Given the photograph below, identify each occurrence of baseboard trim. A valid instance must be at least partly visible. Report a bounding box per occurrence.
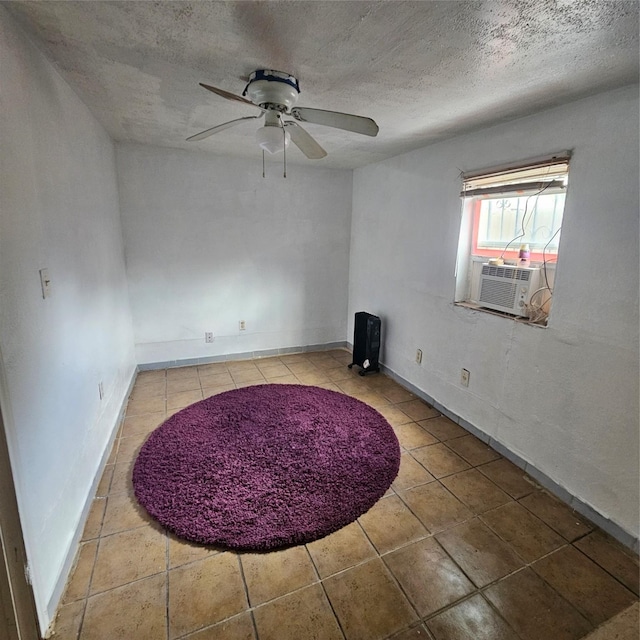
[376,359,639,553]
[45,367,138,636]
[137,341,349,371]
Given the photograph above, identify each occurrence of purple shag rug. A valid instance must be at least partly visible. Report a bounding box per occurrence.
[132,384,400,551]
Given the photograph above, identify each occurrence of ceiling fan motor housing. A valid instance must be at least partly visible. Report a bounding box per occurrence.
[243,70,300,112]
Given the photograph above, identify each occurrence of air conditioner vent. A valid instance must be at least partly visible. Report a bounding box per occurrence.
[481,265,531,281]
[475,264,541,317]
[479,279,518,308]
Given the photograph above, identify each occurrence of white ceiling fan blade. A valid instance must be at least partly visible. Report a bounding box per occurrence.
[199,82,258,107]
[187,114,264,142]
[290,107,379,137]
[284,122,327,159]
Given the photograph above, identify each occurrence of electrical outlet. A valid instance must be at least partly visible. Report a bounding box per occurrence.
[98,381,104,400]
[239,320,246,331]
[416,349,423,364]
[205,332,214,343]
[461,368,470,387]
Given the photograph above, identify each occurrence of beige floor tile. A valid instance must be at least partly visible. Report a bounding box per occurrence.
[396,399,439,421]
[258,363,292,378]
[532,546,637,626]
[253,583,343,640]
[323,558,418,640]
[315,381,341,392]
[81,498,106,541]
[441,469,512,514]
[387,625,430,640]
[519,491,594,541]
[116,431,150,464]
[169,553,247,639]
[135,369,166,385]
[52,599,85,640]
[435,518,524,588]
[166,366,200,381]
[95,465,114,497]
[379,385,416,404]
[325,367,354,382]
[306,521,377,578]
[90,526,166,594]
[393,422,439,450]
[168,533,220,569]
[199,370,234,386]
[484,568,592,640]
[166,375,201,394]
[263,375,298,385]
[385,537,475,617]
[181,612,256,639]
[105,439,119,465]
[411,443,471,478]
[480,501,565,562]
[81,573,167,640]
[126,394,166,417]
[582,602,639,640]
[197,362,229,375]
[286,361,320,375]
[109,461,134,494]
[377,404,415,427]
[399,482,472,533]
[230,369,266,384]
[445,434,500,466]
[130,380,166,400]
[202,383,236,397]
[351,391,390,408]
[121,412,166,438]
[241,546,317,606]
[477,458,536,499]
[358,495,428,554]
[574,531,640,596]
[392,453,436,491]
[294,370,331,385]
[101,491,155,536]
[418,416,468,441]
[166,389,204,411]
[427,593,520,640]
[63,541,98,603]
[227,361,261,372]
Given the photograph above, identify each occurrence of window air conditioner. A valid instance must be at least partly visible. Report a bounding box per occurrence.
[476,264,541,317]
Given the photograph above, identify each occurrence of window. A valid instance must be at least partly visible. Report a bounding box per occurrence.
[455,154,570,325]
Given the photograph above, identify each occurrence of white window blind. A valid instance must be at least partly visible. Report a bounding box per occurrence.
[461,154,570,198]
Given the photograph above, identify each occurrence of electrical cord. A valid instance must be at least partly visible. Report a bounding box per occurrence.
[499,176,554,259]
[541,226,562,292]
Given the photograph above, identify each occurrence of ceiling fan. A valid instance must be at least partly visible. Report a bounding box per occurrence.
[187,69,379,161]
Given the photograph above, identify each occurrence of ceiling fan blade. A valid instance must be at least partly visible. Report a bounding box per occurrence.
[199,82,257,107]
[290,107,379,137]
[186,114,264,142]
[284,122,327,159]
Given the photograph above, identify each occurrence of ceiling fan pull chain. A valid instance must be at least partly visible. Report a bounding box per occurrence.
[262,149,265,178]
[283,125,287,178]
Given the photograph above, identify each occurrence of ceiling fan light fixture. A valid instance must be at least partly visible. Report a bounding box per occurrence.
[256,125,290,154]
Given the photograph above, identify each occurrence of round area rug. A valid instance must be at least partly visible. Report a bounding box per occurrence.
[132,384,400,551]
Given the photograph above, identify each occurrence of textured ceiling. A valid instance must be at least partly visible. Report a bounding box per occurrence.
[5,1,639,169]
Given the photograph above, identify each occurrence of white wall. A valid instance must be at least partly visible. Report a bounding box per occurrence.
[349,86,639,540]
[0,9,136,630]
[116,143,352,364]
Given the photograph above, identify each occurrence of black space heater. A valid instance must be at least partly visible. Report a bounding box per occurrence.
[348,312,381,376]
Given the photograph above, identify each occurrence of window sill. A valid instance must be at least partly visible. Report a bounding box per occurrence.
[454,301,549,328]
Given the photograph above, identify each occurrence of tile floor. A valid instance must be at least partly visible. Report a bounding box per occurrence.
[52,349,639,640]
